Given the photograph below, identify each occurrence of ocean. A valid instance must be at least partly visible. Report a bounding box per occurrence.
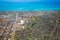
[0,0,60,11]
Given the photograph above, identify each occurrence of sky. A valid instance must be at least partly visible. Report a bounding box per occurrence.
[0,0,60,10]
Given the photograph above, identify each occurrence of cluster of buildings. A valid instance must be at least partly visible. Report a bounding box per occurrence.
[0,11,32,40]
[0,11,44,40]
[0,13,15,40]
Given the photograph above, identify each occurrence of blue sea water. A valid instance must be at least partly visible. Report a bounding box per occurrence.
[0,0,60,10]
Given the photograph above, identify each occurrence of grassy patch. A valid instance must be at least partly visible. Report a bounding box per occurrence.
[14,32,17,40]
[27,37,32,40]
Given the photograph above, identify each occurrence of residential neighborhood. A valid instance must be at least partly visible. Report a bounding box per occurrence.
[0,11,60,40]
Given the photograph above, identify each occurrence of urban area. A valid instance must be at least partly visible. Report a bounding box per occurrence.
[0,11,60,40]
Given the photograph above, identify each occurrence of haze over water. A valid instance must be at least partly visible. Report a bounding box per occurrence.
[0,0,60,10]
